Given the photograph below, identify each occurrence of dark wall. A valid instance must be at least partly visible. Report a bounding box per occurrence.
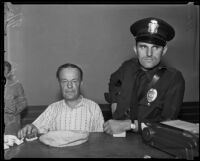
[7,4,199,105]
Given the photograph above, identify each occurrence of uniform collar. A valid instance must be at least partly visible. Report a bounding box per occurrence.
[136,60,166,81]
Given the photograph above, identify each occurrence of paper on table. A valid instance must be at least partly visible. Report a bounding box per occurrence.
[113,132,126,137]
[4,135,24,149]
[25,136,38,142]
[161,120,199,134]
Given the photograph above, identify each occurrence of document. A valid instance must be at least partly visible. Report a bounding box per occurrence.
[113,132,126,137]
[161,120,199,134]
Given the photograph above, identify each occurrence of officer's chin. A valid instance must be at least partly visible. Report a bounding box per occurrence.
[141,65,154,71]
[141,62,159,71]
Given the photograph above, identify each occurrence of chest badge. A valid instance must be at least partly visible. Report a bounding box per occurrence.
[147,88,157,106]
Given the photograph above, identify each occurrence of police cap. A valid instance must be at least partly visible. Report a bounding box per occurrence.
[130,17,175,46]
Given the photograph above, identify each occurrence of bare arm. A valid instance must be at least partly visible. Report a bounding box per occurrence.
[17,124,38,139]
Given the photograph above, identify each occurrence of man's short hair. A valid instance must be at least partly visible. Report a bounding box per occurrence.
[4,61,12,73]
[56,63,83,81]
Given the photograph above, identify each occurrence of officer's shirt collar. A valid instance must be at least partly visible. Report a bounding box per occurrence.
[137,61,166,81]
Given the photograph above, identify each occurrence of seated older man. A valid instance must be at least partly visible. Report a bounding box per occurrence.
[18,63,104,139]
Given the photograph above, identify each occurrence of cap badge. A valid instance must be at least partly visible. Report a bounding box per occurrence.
[147,88,157,106]
[148,20,159,34]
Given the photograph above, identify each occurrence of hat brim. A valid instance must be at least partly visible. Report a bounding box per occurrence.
[136,35,166,46]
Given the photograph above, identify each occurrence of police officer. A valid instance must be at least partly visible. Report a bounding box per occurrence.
[103,17,185,135]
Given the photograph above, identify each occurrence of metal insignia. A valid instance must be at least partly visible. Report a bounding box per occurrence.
[147,88,157,103]
[148,20,159,34]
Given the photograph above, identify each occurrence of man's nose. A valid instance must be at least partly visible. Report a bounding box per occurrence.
[67,82,73,88]
[146,48,153,57]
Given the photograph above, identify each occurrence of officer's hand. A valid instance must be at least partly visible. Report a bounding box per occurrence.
[111,103,117,114]
[103,119,131,135]
[17,124,38,139]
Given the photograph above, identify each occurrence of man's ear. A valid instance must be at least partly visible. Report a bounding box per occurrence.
[133,46,137,56]
[162,45,168,56]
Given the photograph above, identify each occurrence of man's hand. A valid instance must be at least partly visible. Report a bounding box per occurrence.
[103,119,131,135]
[17,124,38,139]
[111,103,117,114]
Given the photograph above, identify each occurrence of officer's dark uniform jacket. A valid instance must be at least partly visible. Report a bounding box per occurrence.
[109,58,185,124]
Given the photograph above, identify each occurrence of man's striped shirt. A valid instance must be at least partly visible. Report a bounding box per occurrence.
[33,97,104,133]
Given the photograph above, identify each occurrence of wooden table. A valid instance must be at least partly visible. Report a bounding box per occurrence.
[4,132,174,158]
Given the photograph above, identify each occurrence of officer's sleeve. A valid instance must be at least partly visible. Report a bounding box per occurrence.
[161,71,185,120]
[108,64,125,103]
